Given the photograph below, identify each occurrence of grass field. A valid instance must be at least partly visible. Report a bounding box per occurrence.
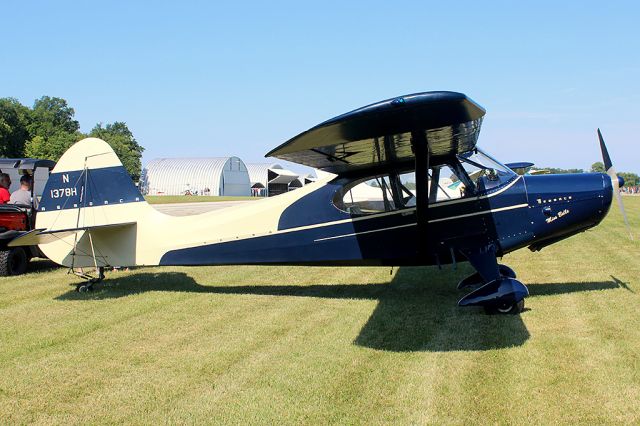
[1,199,639,424]
[144,195,256,204]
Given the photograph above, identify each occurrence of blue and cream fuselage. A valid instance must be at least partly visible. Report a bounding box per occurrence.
[33,139,613,270]
[158,172,613,267]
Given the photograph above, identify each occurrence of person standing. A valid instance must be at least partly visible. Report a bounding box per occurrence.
[0,173,11,204]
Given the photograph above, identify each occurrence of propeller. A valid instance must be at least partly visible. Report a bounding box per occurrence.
[598,128,633,239]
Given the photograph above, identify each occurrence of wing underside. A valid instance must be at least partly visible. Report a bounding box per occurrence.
[266,91,486,174]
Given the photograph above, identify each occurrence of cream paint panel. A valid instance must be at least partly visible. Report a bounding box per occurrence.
[53,138,122,172]
[37,174,335,267]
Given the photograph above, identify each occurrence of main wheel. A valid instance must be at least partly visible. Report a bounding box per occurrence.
[0,248,29,277]
[485,299,525,315]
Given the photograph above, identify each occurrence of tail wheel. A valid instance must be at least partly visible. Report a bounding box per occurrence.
[0,248,29,277]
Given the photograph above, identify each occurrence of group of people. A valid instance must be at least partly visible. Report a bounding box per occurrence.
[0,173,36,206]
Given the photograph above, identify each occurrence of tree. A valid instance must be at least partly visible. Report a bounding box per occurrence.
[23,96,84,161]
[542,167,585,174]
[0,98,31,157]
[28,96,79,139]
[24,133,81,161]
[618,172,639,186]
[591,162,606,173]
[89,122,144,180]
[1,96,146,173]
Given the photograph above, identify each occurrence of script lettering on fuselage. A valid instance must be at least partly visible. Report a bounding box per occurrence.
[545,208,570,224]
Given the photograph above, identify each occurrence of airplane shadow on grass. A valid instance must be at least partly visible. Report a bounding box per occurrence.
[55,266,628,352]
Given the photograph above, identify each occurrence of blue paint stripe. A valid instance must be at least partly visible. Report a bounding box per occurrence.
[160,213,420,265]
[39,166,143,212]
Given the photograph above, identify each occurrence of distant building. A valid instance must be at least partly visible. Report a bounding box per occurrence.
[289,177,303,190]
[141,157,250,196]
[300,173,317,185]
[246,163,301,197]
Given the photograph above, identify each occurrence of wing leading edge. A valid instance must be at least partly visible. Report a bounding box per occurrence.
[266,91,486,175]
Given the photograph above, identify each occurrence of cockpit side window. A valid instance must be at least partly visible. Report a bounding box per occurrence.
[457,149,516,194]
[334,148,516,216]
[427,164,471,203]
[337,172,415,215]
[336,167,470,216]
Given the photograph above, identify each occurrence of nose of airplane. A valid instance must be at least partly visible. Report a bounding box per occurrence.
[524,173,612,251]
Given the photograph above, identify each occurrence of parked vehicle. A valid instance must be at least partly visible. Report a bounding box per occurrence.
[0,158,56,276]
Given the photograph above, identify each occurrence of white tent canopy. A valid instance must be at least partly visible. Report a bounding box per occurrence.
[246,163,282,188]
[246,163,301,196]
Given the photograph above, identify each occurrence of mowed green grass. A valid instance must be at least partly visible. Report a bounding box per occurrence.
[145,195,256,204]
[1,199,639,424]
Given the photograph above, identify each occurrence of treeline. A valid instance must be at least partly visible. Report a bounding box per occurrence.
[544,163,639,186]
[0,96,144,180]
[541,167,586,174]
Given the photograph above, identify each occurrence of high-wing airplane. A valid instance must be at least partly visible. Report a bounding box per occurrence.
[9,91,629,314]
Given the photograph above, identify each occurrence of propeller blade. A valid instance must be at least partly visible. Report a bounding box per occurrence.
[598,128,613,171]
[614,188,633,239]
[598,128,633,239]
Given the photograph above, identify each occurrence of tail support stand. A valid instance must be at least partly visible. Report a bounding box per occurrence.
[69,229,106,292]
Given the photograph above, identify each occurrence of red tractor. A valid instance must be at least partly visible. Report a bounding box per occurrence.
[0,158,56,276]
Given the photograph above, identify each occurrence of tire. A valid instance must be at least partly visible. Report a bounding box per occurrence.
[485,299,525,315]
[0,248,29,277]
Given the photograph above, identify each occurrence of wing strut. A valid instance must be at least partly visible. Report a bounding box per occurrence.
[412,131,429,259]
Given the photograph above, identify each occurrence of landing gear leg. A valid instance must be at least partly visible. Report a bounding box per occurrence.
[72,267,105,292]
[457,264,517,289]
[457,245,528,314]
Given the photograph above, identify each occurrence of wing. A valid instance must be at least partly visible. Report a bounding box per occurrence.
[266,91,485,175]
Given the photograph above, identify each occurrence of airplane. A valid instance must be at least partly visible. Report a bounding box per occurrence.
[8,91,630,314]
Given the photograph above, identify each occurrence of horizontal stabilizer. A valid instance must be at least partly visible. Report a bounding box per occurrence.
[8,222,136,247]
[505,162,534,170]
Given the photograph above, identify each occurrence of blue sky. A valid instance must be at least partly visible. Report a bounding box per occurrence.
[2,1,639,174]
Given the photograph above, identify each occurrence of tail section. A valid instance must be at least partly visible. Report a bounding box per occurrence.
[39,137,144,213]
[33,138,151,268]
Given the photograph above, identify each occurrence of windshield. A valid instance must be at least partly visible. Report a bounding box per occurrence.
[457,148,516,193]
